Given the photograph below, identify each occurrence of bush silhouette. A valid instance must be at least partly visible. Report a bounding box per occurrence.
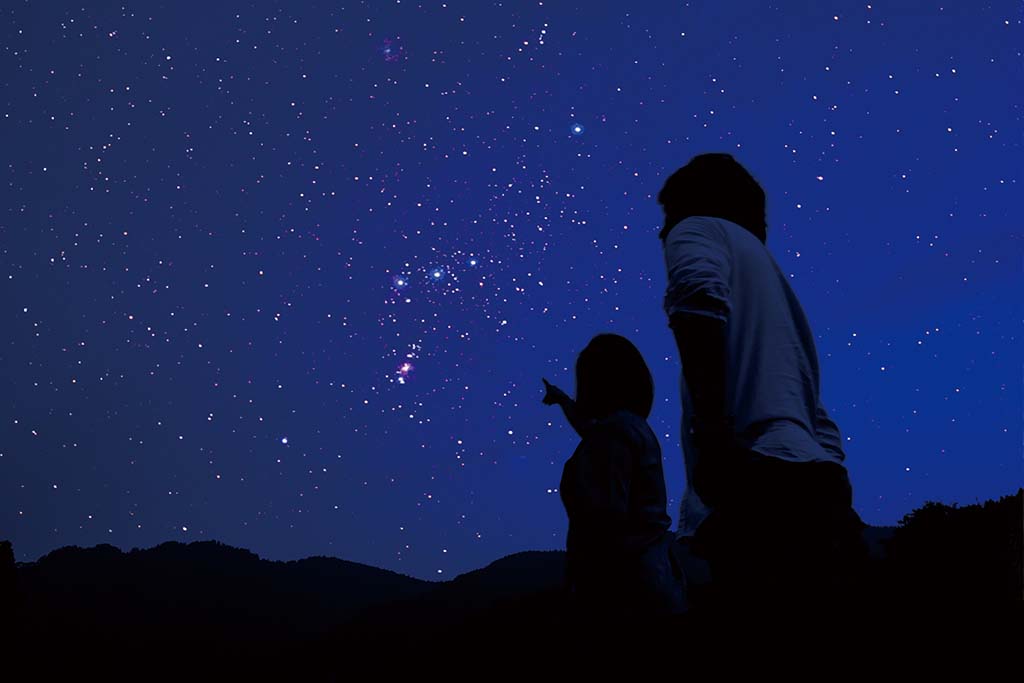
[882,489,1023,606]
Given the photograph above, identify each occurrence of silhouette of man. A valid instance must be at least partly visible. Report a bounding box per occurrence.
[658,153,866,619]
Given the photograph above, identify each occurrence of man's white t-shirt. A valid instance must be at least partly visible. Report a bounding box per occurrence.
[662,215,847,537]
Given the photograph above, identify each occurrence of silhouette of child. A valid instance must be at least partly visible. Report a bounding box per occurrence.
[542,334,687,620]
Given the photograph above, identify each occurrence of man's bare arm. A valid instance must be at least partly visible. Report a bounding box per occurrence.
[669,308,728,425]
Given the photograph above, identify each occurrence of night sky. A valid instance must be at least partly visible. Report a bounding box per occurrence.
[2,1,1021,581]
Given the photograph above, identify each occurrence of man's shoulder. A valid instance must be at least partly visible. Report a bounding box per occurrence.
[663,215,729,242]
[666,215,766,251]
[662,216,753,264]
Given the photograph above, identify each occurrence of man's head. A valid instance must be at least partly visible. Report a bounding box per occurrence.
[657,153,767,244]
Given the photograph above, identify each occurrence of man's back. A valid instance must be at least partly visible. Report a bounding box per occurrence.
[662,215,846,535]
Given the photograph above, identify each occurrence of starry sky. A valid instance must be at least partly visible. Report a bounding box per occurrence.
[2,1,1021,581]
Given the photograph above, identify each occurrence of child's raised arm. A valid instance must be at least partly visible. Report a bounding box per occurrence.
[542,378,590,438]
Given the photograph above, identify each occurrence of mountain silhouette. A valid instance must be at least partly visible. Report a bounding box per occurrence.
[12,539,432,645]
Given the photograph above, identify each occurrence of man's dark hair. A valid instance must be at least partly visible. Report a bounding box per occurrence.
[657,153,767,244]
[575,334,655,420]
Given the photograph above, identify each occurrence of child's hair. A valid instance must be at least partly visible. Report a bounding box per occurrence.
[575,334,655,420]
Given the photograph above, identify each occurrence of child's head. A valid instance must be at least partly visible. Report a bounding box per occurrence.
[575,334,654,420]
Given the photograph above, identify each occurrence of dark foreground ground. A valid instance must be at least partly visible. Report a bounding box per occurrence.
[2,490,1021,673]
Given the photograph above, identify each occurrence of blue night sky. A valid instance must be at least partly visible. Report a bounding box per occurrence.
[1,1,1020,580]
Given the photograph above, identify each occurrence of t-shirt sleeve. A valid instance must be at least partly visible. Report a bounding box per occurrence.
[662,216,732,323]
[814,397,846,461]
